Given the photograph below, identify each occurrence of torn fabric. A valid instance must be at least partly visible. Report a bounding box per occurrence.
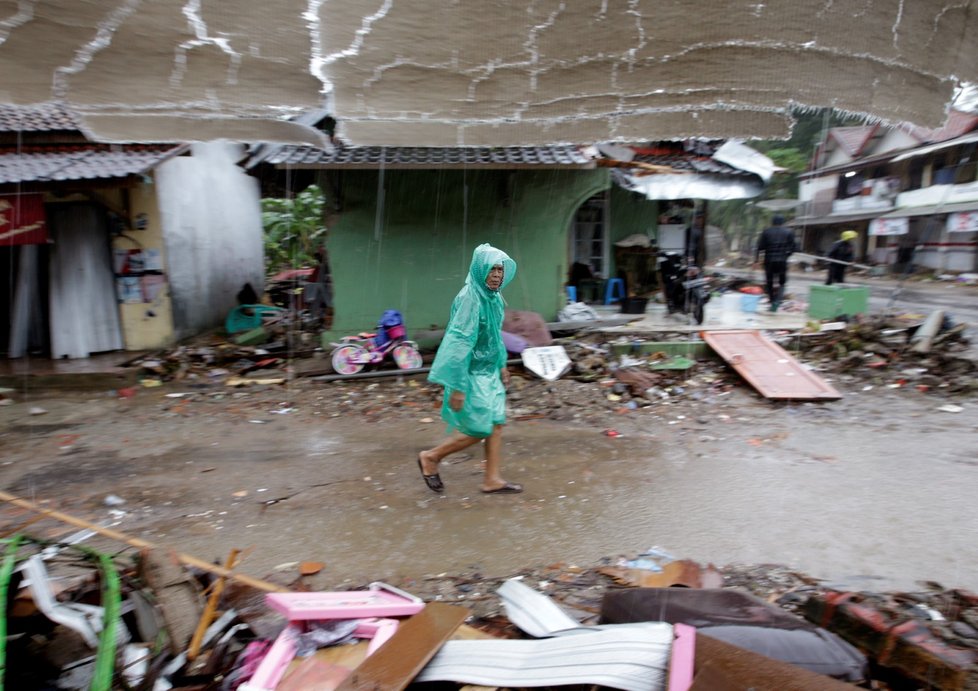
[0,1,973,145]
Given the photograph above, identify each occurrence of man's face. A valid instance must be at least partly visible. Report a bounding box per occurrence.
[485,264,504,291]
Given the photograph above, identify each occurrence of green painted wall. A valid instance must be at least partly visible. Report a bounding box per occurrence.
[324,168,609,340]
[609,185,660,246]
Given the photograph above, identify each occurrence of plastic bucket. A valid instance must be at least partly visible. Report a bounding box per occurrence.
[741,293,761,313]
[620,297,648,314]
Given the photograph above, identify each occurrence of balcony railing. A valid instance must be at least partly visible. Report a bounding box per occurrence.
[831,195,895,214]
[896,181,978,207]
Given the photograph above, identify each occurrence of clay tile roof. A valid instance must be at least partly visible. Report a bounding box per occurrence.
[266,144,593,168]
[909,108,978,144]
[0,145,185,184]
[630,152,751,176]
[0,102,82,132]
[828,125,880,157]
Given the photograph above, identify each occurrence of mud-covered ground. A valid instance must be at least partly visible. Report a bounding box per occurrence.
[1,357,975,597]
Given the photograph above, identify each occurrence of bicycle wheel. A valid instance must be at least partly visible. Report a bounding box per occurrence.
[393,343,423,370]
[331,344,366,375]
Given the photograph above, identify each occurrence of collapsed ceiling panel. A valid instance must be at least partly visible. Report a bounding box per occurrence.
[0,0,973,146]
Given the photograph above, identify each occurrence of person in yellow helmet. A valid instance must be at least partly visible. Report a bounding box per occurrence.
[826,230,858,285]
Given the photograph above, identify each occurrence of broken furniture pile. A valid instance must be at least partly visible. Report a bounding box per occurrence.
[4,516,978,690]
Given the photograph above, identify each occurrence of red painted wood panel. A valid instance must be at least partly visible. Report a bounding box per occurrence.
[703,330,842,400]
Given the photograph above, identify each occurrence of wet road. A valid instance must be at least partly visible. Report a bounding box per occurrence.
[2,378,975,594]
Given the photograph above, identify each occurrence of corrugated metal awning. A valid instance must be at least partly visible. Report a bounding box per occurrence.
[877,200,978,219]
[789,210,883,227]
[890,132,978,163]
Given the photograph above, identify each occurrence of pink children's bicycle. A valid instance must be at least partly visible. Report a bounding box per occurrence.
[330,310,423,375]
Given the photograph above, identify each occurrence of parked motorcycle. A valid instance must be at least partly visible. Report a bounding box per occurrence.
[658,251,712,325]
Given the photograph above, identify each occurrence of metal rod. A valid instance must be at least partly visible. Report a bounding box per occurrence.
[792,251,874,271]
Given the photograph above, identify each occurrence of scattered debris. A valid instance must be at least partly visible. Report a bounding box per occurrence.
[783,314,976,394]
[2,489,978,690]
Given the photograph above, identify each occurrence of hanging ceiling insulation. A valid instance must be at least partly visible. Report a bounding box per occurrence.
[0,0,974,146]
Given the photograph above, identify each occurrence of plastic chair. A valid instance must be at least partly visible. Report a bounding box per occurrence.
[604,278,626,305]
[566,286,577,303]
[225,304,284,335]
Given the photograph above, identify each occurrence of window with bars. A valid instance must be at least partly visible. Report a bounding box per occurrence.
[570,193,609,278]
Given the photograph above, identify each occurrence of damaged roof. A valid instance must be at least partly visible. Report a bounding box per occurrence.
[0,144,187,184]
[0,103,188,185]
[264,144,595,169]
[0,103,81,132]
[630,150,756,177]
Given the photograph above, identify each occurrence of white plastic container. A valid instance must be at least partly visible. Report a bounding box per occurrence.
[721,292,741,325]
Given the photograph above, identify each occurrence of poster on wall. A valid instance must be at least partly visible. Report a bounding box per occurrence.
[948,211,978,233]
[116,276,143,303]
[869,217,908,236]
[0,194,48,246]
[113,248,146,274]
[140,275,167,302]
[142,248,163,271]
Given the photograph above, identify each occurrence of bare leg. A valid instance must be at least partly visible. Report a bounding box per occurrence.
[419,432,481,475]
[480,425,512,492]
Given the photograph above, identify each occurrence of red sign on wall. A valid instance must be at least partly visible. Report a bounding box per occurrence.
[0,194,48,246]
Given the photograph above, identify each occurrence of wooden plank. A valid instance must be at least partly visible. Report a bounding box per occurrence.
[277,657,356,691]
[335,602,469,691]
[702,330,841,400]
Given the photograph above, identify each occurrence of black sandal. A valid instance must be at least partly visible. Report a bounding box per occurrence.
[417,456,444,493]
[481,482,523,494]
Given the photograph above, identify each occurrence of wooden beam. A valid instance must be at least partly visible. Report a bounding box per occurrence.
[0,490,287,593]
[336,602,468,691]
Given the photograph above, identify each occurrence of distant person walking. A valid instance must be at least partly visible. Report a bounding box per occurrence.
[417,243,523,495]
[754,215,797,312]
[825,230,857,285]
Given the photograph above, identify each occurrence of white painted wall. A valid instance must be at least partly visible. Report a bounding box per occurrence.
[155,142,264,340]
[872,128,920,155]
[799,175,838,203]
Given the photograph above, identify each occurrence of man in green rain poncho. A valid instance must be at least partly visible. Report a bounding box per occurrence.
[417,244,523,494]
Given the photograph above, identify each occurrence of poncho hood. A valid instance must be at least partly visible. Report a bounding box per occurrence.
[467,243,516,294]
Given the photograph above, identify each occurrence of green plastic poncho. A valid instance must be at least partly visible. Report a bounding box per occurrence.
[428,243,517,438]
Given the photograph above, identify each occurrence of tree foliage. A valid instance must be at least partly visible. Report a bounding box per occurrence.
[261,185,327,273]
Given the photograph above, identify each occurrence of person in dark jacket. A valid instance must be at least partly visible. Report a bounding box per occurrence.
[825,230,857,285]
[754,215,797,312]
